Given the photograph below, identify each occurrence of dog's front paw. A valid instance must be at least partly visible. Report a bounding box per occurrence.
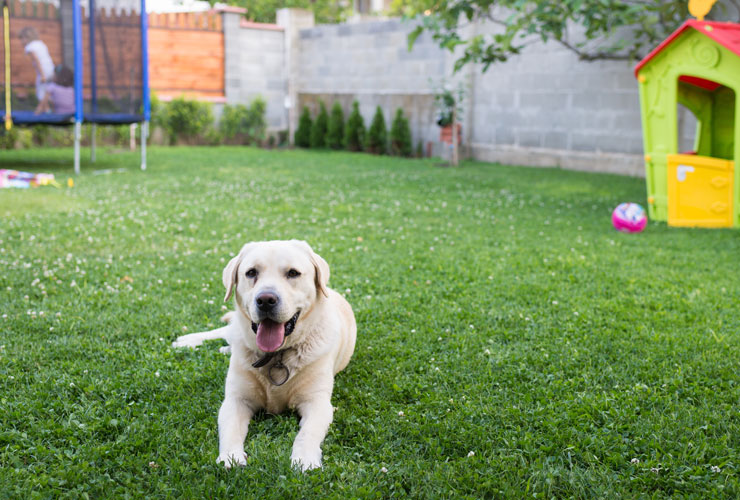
[172,334,202,349]
[291,450,322,472]
[217,451,247,469]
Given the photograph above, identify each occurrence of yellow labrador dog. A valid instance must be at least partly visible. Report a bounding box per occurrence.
[172,240,356,471]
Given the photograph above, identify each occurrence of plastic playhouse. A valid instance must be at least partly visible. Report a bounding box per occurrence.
[635,4,740,228]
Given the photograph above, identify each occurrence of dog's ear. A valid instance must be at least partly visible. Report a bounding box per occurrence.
[292,240,330,298]
[311,251,330,298]
[222,243,254,302]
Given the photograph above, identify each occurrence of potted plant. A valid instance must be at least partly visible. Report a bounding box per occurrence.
[433,81,465,166]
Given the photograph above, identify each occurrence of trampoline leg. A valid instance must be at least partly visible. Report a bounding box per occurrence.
[141,121,148,171]
[74,121,81,175]
[91,124,97,162]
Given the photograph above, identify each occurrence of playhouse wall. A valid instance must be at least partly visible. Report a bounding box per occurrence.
[637,28,740,227]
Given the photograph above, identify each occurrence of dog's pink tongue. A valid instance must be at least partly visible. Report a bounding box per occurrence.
[256,319,285,352]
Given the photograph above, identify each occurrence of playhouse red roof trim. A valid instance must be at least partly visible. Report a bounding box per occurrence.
[634,20,740,78]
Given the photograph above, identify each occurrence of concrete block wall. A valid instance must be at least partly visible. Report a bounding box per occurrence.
[294,18,448,150]
[468,21,645,175]
[234,24,287,130]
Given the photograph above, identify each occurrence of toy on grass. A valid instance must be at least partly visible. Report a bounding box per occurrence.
[612,203,648,233]
[0,169,61,189]
[635,0,740,228]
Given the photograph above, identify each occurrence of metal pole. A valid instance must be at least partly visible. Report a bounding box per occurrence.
[91,123,96,162]
[72,0,83,173]
[88,0,97,114]
[74,121,81,174]
[141,120,148,171]
[141,0,149,172]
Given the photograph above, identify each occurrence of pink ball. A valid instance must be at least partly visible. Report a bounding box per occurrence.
[612,203,647,233]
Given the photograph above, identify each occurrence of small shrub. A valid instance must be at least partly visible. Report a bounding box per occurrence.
[310,101,329,149]
[389,108,412,157]
[149,92,163,128]
[220,97,267,145]
[365,106,387,155]
[344,101,365,152]
[277,129,289,147]
[295,107,312,148]
[160,95,214,145]
[326,101,345,150]
[1,126,32,149]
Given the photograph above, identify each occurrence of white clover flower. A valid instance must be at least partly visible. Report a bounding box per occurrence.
[711,465,721,473]
[467,451,475,458]
[380,467,388,473]
[630,458,640,464]
[398,411,404,417]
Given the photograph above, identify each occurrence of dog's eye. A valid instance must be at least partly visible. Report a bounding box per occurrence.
[245,268,258,279]
[287,269,301,279]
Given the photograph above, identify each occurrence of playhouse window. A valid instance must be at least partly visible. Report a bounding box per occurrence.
[677,76,735,161]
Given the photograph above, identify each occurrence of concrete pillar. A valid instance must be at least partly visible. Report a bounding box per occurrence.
[277,8,314,145]
[220,6,247,105]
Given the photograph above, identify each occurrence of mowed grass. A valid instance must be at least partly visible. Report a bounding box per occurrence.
[1,146,739,499]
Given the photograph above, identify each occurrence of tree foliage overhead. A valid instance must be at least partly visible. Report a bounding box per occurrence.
[400,0,740,72]
[226,0,350,24]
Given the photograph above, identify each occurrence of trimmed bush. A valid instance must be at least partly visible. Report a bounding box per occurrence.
[295,107,312,148]
[310,101,329,149]
[389,108,412,157]
[344,101,365,152]
[326,101,345,150]
[365,106,387,155]
[220,97,268,145]
[160,95,214,145]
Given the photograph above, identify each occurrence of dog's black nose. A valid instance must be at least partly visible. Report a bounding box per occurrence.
[256,292,279,312]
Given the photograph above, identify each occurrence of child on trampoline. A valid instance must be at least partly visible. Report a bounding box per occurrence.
[19,27,55,101]
[35,65,74,115]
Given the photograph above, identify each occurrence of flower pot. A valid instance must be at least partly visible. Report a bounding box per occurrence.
[439,123,462,145]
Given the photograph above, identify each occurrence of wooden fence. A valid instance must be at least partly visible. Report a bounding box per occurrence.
[148,12,225,99]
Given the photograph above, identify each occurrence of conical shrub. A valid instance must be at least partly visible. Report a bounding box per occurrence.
[389,108,412,157]
[295,106,312,148]
[365,106,387,155]
[344,101,365,152]
[310,101,329,149]
[326,101,345,150]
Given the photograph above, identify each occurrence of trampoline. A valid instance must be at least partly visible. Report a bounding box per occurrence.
[1,0,150,173]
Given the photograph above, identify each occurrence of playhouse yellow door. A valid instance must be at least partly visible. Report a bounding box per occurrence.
[667,154,734,228]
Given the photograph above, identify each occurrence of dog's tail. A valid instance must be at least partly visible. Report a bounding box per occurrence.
[220,311,236,324]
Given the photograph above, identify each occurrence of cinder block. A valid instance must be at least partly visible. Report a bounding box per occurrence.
[517,130,543,148]
[543,131,568,150]
[495,126,516,144]
[600,91,640,112]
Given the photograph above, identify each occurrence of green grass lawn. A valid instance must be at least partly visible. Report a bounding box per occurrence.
[1,146,739,499]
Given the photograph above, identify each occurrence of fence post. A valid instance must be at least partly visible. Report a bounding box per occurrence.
[219,6,246,105]
[277,8,314,146]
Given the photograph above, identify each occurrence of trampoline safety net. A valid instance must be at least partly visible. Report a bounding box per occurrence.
[1,0,146,126]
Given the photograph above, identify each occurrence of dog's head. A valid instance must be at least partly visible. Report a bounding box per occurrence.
[222,240,330,352]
